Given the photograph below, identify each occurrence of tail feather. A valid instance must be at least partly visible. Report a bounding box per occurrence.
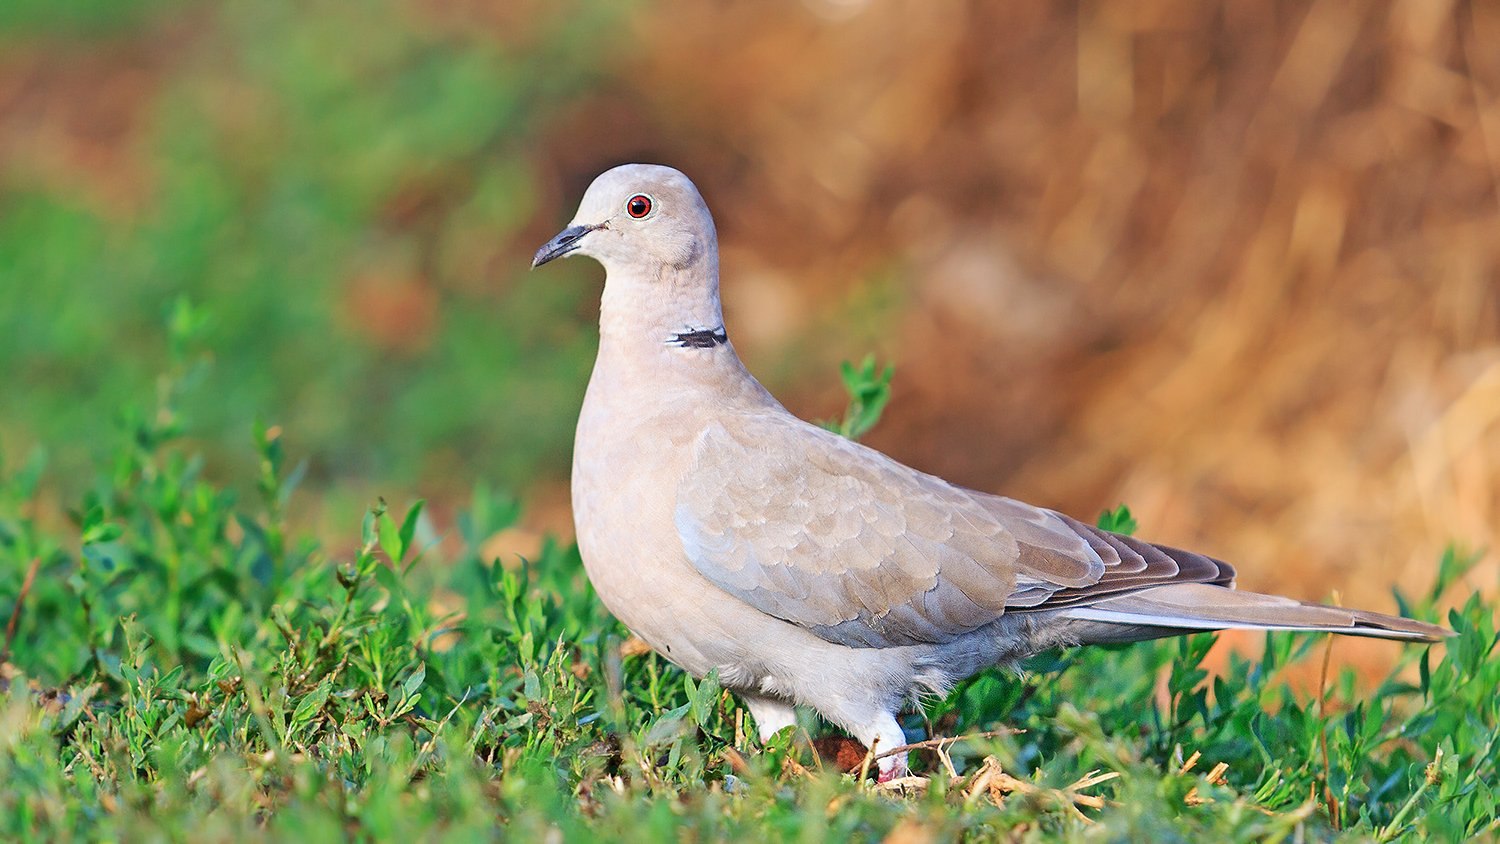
[1061,582,1451,642]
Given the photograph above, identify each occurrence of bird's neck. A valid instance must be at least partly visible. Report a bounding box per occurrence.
[588,259,781,417]
[597,261,728,357]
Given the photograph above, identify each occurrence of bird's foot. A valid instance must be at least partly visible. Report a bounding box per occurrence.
[875,752,909,783]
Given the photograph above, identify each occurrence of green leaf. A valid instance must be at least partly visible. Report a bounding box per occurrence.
[373,562,404,597]
[689,669,722,728]
[819,355,895,440]
[378,510,401,564]
[361,508,378,550]
[402,663,426,701]
[1096,505,1138,535]
[278,458,308,508]
[82,521,123,545]
[398,499,426,565]
[643,704,692,746]
[291,681,332,728]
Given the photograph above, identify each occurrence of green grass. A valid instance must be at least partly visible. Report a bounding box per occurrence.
[1,328,1496,842]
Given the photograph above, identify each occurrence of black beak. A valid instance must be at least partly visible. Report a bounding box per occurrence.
[531,224,595,269]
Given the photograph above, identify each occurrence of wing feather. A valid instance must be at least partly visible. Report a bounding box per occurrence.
[675,414,1239,647]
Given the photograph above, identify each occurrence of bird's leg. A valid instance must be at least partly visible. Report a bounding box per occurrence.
[740,693,798,743]
[854,713,910,783]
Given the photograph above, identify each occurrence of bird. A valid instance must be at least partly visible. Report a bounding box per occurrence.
[531,163,1450,782]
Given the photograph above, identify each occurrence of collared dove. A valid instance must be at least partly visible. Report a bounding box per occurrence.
[532,163,1449,781]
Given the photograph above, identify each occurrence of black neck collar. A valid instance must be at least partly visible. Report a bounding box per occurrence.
[667,326,728,349]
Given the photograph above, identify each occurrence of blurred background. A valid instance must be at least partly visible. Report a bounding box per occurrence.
[2,0,1497,624]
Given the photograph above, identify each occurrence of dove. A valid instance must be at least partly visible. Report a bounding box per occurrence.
[531,163,1450,782]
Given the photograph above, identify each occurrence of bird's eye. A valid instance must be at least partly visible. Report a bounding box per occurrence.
[626,194,654,219]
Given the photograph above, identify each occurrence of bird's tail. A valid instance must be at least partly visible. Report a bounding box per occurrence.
[1060,582,1450,642]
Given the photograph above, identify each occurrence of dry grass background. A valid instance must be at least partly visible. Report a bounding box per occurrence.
[527,0,1500,638]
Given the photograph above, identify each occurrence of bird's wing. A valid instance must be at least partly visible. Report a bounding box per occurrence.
[674,414,1234,647]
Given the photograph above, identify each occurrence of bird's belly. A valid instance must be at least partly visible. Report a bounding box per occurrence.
[574,526,780,684]
[571,448,755,679]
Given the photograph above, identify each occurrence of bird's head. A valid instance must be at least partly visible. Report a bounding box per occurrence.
[532,164,717,276]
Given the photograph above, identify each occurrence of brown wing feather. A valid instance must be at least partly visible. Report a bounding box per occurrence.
[1067,583,1451,641]
[676,415,1111,647]
[1014,517,1236,611]
[677,412,1360,649]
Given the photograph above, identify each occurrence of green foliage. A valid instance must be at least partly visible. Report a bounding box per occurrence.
[1,340,1496,840]
[1097,504,1139,536]
[822,354,895,441]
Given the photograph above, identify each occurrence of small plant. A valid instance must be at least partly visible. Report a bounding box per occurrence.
[822,354,895,441]
[1096,504,1139,536]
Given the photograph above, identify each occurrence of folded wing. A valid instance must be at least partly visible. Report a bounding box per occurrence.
[674,415,1236,647]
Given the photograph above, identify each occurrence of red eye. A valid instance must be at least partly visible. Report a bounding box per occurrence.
[626,194,653,218]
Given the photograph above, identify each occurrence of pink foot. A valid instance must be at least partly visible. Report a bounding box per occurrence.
[876,755,910,783]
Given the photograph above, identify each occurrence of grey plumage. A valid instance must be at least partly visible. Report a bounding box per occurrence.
[532,163,1449,781]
